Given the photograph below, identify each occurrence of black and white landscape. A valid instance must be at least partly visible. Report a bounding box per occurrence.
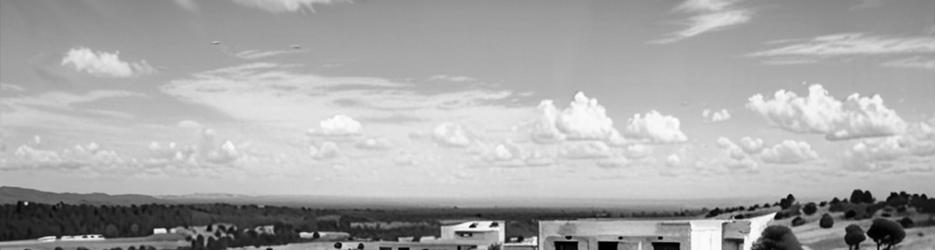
[1,0,934,250]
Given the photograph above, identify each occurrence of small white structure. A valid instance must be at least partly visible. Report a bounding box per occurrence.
[439,220,506,244]
[59,234,105,241]
[37,236,57,242]
[153,228,168,234]
[538,213,775,250]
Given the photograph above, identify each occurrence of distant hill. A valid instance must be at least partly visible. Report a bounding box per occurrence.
[0,186,165,205]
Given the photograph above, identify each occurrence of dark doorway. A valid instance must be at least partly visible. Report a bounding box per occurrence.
[598,241,618,250]
[651,242,679,250]
[554,241,578,250]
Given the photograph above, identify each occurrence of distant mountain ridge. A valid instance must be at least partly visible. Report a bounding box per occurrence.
[0,186,165,205]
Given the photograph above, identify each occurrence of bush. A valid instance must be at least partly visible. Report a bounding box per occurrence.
[819,213,834,228]
[898,217,914,228]
[752,225,802,250]
[803,202,817,215]
[845,210,857,219]
[780,194,797,210]
[844,224,866,250]
[867,219,905,250]
[791,217,806,227]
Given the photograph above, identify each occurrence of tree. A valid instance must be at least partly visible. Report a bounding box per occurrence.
[334,242,343,249]
[803,203,817,215]
[851,189,865,204]
[819,214,833,228]
[898,217,914,229]
[846,224,868,250]
[866,219,905,250]
[752,225,802,250]
[845,210,857,219]
[780,194,797,210]
[791,217,806,227]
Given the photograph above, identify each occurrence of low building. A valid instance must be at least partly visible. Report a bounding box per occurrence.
[503,236,538,250]
[380,220,507,250]
[153,228,168,234]
[537,213,774,250]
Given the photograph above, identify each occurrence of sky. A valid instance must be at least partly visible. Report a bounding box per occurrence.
[1,0,934,201]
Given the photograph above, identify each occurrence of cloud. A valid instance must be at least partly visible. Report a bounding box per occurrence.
[231,0,348,13]
[312,115,362,136]
[623,111,688,143]
[0,83,25,92]
[174,0,199,11]
[433,122,471,147]
[759,140,819,164]
[748,33,935,60]
[702,108,731,122]
[560,141,612,159]
[843,119,935,171]
[714,137,758,170]
[738,136,764,154]
[309,141,340,160]
[653,0,752,43]
[666,154,681,167]
[61,47,156,78]
[747,84,906,140]
[234,49,308,60]
[428,75,478,83]
[5,142,133,173]
[177,120,203,128]
[355,138,392,150]
[882,56,935,70]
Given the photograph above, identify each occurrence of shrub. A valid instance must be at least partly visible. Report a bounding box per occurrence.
[898,217,914,228]
[819,213,833,228]
[803,202,817,215]
[752,225,802,250]
[791,217,806,227]
[844,224,866,250]
[845,210,857,219]
[819,201,827,207]
[780,194,797,210]
[866,219,905,250]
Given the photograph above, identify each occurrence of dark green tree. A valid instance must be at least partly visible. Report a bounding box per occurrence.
[866,219,905,250]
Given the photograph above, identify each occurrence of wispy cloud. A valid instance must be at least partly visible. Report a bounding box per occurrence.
[749,33,935,57]
[652,0,753,44]
[231,0,349,13]
[882,56,935,70]
[61,47,156,78]
[234,49,308,60]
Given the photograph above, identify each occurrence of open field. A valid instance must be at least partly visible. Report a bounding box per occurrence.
[0,235,188,250]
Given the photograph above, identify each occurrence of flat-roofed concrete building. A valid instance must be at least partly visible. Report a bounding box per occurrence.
[538,213,774,250]
[379,220,507,250]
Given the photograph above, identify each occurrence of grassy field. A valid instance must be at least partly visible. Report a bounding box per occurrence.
[0,234,188,250]
[766,204,935,250]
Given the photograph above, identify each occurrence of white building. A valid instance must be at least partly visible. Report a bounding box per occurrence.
[538,213,774,250]
[437,220,506,244]
[153,228,168,234]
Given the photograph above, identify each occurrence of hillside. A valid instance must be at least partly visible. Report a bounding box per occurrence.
[0,186,165,205]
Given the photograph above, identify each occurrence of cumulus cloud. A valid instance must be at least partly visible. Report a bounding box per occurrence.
[702,109,731,122]
[738,136,764,153]
[6,142,132,172]
[355,138,392,150]
[747,84,906,140]
[61,47,156,78]
[653,0,752,43]
[309,141,340,160]
[759,140,819,164]
[624,111,688,143]
[231,0,348,13]
[714,137,758,170]
[560,141,612,159]
[844,119,935,171]
[308,115,362,136]
[665,154,681,167]
[555,92,619,140]
[433,122,471,147]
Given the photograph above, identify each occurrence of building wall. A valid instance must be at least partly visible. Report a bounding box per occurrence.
[440,221,506,245]
[740,213,775,250]
[539,220,693,250]
[688,221,722,250]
